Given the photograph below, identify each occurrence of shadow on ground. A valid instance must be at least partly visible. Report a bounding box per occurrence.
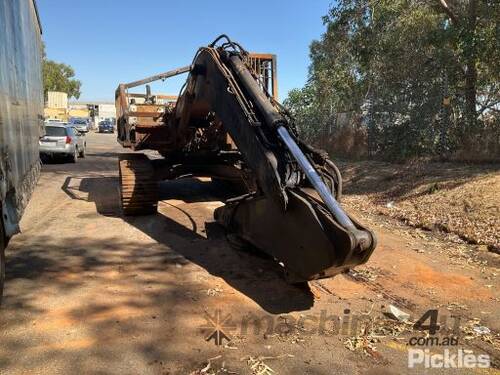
[1,233,220,373]
[61,175,314,314]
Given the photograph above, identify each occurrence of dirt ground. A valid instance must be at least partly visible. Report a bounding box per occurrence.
[338,160,500,252]
[0,132,498,374]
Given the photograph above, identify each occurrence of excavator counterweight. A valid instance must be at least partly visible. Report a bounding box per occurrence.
[115,35,376,283]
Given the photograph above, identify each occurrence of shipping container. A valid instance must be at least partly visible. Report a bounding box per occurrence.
[47,90,68,109]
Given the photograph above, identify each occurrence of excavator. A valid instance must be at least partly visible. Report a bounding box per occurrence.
[115,35,376,283]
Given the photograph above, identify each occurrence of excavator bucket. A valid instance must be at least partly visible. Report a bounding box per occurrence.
[215,189,376,283]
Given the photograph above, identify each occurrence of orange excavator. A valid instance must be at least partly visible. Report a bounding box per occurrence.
[115,35,376,283]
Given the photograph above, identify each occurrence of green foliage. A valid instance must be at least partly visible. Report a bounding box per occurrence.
[285,0,500,160]
[42,44,81,100]
[284,86,324,143]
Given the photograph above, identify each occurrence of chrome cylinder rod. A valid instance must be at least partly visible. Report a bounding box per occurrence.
[276,126,356,231]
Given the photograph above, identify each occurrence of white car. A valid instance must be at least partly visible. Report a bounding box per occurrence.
[40,123,86,162]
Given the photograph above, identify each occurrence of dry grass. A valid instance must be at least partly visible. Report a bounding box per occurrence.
[337,160,500,252]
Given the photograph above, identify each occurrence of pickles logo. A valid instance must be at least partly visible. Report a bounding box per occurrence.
[408,310,490,369]
[408,349,490,369]
[200,310,236,346]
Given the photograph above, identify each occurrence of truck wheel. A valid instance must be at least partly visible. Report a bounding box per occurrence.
[119,154,158,215]
[0,221,5,305]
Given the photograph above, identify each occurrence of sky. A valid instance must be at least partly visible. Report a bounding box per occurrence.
[37,0,332,102]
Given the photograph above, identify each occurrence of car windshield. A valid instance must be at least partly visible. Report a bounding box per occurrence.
[45,126,67,137]
[72,119,87,124]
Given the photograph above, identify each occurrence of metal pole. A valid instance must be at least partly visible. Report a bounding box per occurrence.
[124,65,192,89]
[276,126,356,229]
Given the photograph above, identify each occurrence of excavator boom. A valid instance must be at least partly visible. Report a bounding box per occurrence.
[115,35,376,282]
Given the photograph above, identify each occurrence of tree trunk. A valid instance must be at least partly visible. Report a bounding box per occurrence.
[464,0,478,132]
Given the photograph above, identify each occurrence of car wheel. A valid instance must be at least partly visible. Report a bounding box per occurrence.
[70,148,78,163]
[79,146,86,158]
[0,219,5,305]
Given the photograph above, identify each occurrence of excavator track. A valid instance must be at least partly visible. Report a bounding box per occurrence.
[118,153,158,215]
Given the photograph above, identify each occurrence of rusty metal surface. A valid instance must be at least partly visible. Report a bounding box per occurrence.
[119,154,158,215]
[114,35,376,282]
[247,53,278,100]
[0,0,43,236]
[123,65,191,90]
[114,53,277,152]
[214,189,375,282]
[115,84,178,150]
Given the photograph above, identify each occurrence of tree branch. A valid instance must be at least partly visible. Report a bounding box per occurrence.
[437,0,459,24]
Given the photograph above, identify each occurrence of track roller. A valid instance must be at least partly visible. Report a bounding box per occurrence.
[118,153,158,215]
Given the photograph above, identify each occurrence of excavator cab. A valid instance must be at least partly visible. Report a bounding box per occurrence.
[115,35,376,283]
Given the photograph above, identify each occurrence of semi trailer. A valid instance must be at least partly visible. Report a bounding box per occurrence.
[0,0,44,301]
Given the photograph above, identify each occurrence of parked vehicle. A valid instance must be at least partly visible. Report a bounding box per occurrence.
[0,0,44,302]
[98,120,114,133]
[39,123,86,162]
[69,117,90,133]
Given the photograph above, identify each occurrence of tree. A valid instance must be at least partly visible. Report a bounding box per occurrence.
[42,44,81,99]
[284,85,323,143]
[436,0,475,130]
[285,0,500,160]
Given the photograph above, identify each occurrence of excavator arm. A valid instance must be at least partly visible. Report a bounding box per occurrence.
[115,35,376,282]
